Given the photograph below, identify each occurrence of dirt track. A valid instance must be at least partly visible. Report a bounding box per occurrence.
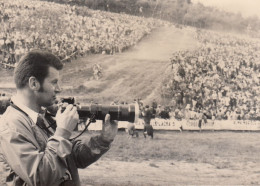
[79,159,260,186]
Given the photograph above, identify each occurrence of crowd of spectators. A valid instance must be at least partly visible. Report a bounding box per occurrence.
[1,0,259,122]
[160,29,260,121]
[0,0,165,67]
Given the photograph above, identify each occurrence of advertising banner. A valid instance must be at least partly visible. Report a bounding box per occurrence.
[82,118,260,131]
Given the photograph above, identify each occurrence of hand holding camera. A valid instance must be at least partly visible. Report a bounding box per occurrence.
[56,104,79,132]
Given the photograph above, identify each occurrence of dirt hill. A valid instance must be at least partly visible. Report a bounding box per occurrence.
[0,26,198,105]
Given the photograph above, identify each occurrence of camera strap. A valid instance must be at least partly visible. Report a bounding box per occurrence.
[69,113,96,141]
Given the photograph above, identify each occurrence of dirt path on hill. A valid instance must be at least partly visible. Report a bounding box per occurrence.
[60,26,198,104]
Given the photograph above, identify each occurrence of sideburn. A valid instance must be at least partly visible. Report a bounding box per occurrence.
[38,84,44,92]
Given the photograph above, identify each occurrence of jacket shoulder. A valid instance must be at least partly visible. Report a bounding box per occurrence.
[0,106,33,133]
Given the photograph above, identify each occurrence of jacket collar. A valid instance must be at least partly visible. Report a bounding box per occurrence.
[11,96,39,124]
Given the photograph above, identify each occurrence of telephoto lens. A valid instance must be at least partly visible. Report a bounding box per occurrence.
[55,97,139,123]
[77,104,139,123]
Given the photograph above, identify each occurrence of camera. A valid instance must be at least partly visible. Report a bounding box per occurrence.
[60,97,139,123]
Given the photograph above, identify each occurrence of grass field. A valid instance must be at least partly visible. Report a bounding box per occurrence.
[108,130,260,162]
[75,130,260,185]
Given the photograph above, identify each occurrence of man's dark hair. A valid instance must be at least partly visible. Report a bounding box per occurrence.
[14,50,63,89]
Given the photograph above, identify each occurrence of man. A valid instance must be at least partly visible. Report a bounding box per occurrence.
[151,99,157,115]
[142,105,154,139]
[0,50,118,186]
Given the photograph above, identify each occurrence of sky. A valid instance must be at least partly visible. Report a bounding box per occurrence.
[192,0,260,18]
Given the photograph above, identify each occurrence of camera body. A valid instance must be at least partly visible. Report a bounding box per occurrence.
[60,97,75,105]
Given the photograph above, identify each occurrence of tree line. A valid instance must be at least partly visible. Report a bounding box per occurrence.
[40,0,260,36]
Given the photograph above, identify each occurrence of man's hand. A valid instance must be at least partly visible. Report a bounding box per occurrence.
[101,114,118,143]
[56,104,79,132]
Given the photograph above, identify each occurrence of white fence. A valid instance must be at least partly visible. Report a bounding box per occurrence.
[82,118,260,131]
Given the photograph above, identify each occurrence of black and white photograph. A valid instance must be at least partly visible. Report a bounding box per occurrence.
[1,0,260,185]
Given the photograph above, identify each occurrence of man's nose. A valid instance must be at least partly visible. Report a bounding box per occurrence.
[55,84,62,93]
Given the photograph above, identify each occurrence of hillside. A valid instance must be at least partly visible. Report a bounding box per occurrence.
[0,26,198,105]
[39,0,260,37]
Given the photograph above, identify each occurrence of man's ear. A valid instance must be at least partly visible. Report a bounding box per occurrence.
[28,76,41,91]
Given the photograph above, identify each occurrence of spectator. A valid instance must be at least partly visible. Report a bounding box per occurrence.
[142,105,154,139]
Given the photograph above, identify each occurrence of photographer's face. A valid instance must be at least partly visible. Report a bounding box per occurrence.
[37,67,61,107]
